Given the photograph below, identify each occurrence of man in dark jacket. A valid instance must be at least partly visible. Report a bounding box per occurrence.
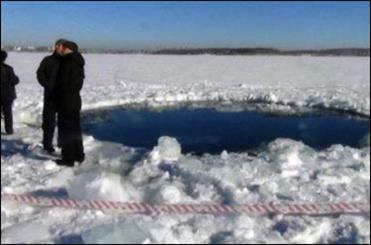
[37,39,68,153]
[1,50,19,135]
[55,41,85,167]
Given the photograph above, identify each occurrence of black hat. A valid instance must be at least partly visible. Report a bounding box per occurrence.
[65,41,79,52]
[55,38,68,46]
[1,50,7,62]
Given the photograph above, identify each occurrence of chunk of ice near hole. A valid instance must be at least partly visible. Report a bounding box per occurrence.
[221,150,229,160]
[359,133,370,148]
[150,136,182,164]
[267,139,305,177]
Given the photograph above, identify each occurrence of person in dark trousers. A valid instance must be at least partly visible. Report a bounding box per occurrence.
[1,50,19,135]
[37,39,68,153]
[55,41,85,167]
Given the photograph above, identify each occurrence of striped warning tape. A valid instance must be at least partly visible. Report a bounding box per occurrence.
[1,193,369,216]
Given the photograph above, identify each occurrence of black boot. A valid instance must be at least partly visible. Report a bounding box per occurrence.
[44,147,56,154]
[75,153,85,163]
[3,103,14,135]
[55,159,74,167]
[5,130,14,135]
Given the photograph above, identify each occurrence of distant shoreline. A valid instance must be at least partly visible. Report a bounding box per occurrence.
[3,47,370,56]
[151,48,370,56]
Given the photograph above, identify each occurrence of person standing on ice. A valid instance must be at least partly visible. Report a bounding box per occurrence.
[1,50,20,135]
[37,39,68,154]
[55,41,85,167]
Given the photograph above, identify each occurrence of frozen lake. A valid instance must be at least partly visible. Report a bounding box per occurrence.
[2,53,369,244]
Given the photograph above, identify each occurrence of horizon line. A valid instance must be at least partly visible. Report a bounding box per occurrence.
[1,44,370,52]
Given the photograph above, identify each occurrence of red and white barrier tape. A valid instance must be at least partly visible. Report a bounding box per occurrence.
[1,193,369,216]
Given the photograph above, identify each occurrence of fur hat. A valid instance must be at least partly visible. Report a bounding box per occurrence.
[64,41,79,52]
[55,38,69,46]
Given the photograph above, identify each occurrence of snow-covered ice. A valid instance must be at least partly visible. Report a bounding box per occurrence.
[1,52,370,244]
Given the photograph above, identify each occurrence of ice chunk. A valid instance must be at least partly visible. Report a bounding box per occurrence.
[221,150,229,160]
[45,168,75,187]
[1,221,51,244]
[94,141,135,173]
[359,132,370,147]
[233,215,256,240]
[18,110,41,127]
[267,92,278,103]
[360,149,370,173]
[150,136,182,164]
[155,185,183,204]
[82,220,152,244]
[291,221,332,244]
[267,139,306,177]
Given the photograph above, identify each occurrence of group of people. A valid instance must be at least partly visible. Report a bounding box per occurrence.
[1,39,85,167]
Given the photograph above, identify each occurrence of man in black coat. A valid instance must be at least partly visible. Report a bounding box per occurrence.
[1,50,19,135]
[37,39,68,153]
[55,41,85,167]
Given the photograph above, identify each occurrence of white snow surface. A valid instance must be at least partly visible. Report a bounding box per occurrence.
[1,52,370,244]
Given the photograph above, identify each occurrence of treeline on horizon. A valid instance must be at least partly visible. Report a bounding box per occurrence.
[2,46,370,56]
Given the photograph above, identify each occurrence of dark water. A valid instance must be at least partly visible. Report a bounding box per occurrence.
[82,107,370,155]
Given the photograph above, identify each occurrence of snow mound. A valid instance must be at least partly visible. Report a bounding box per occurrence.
[67,171,141,202]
